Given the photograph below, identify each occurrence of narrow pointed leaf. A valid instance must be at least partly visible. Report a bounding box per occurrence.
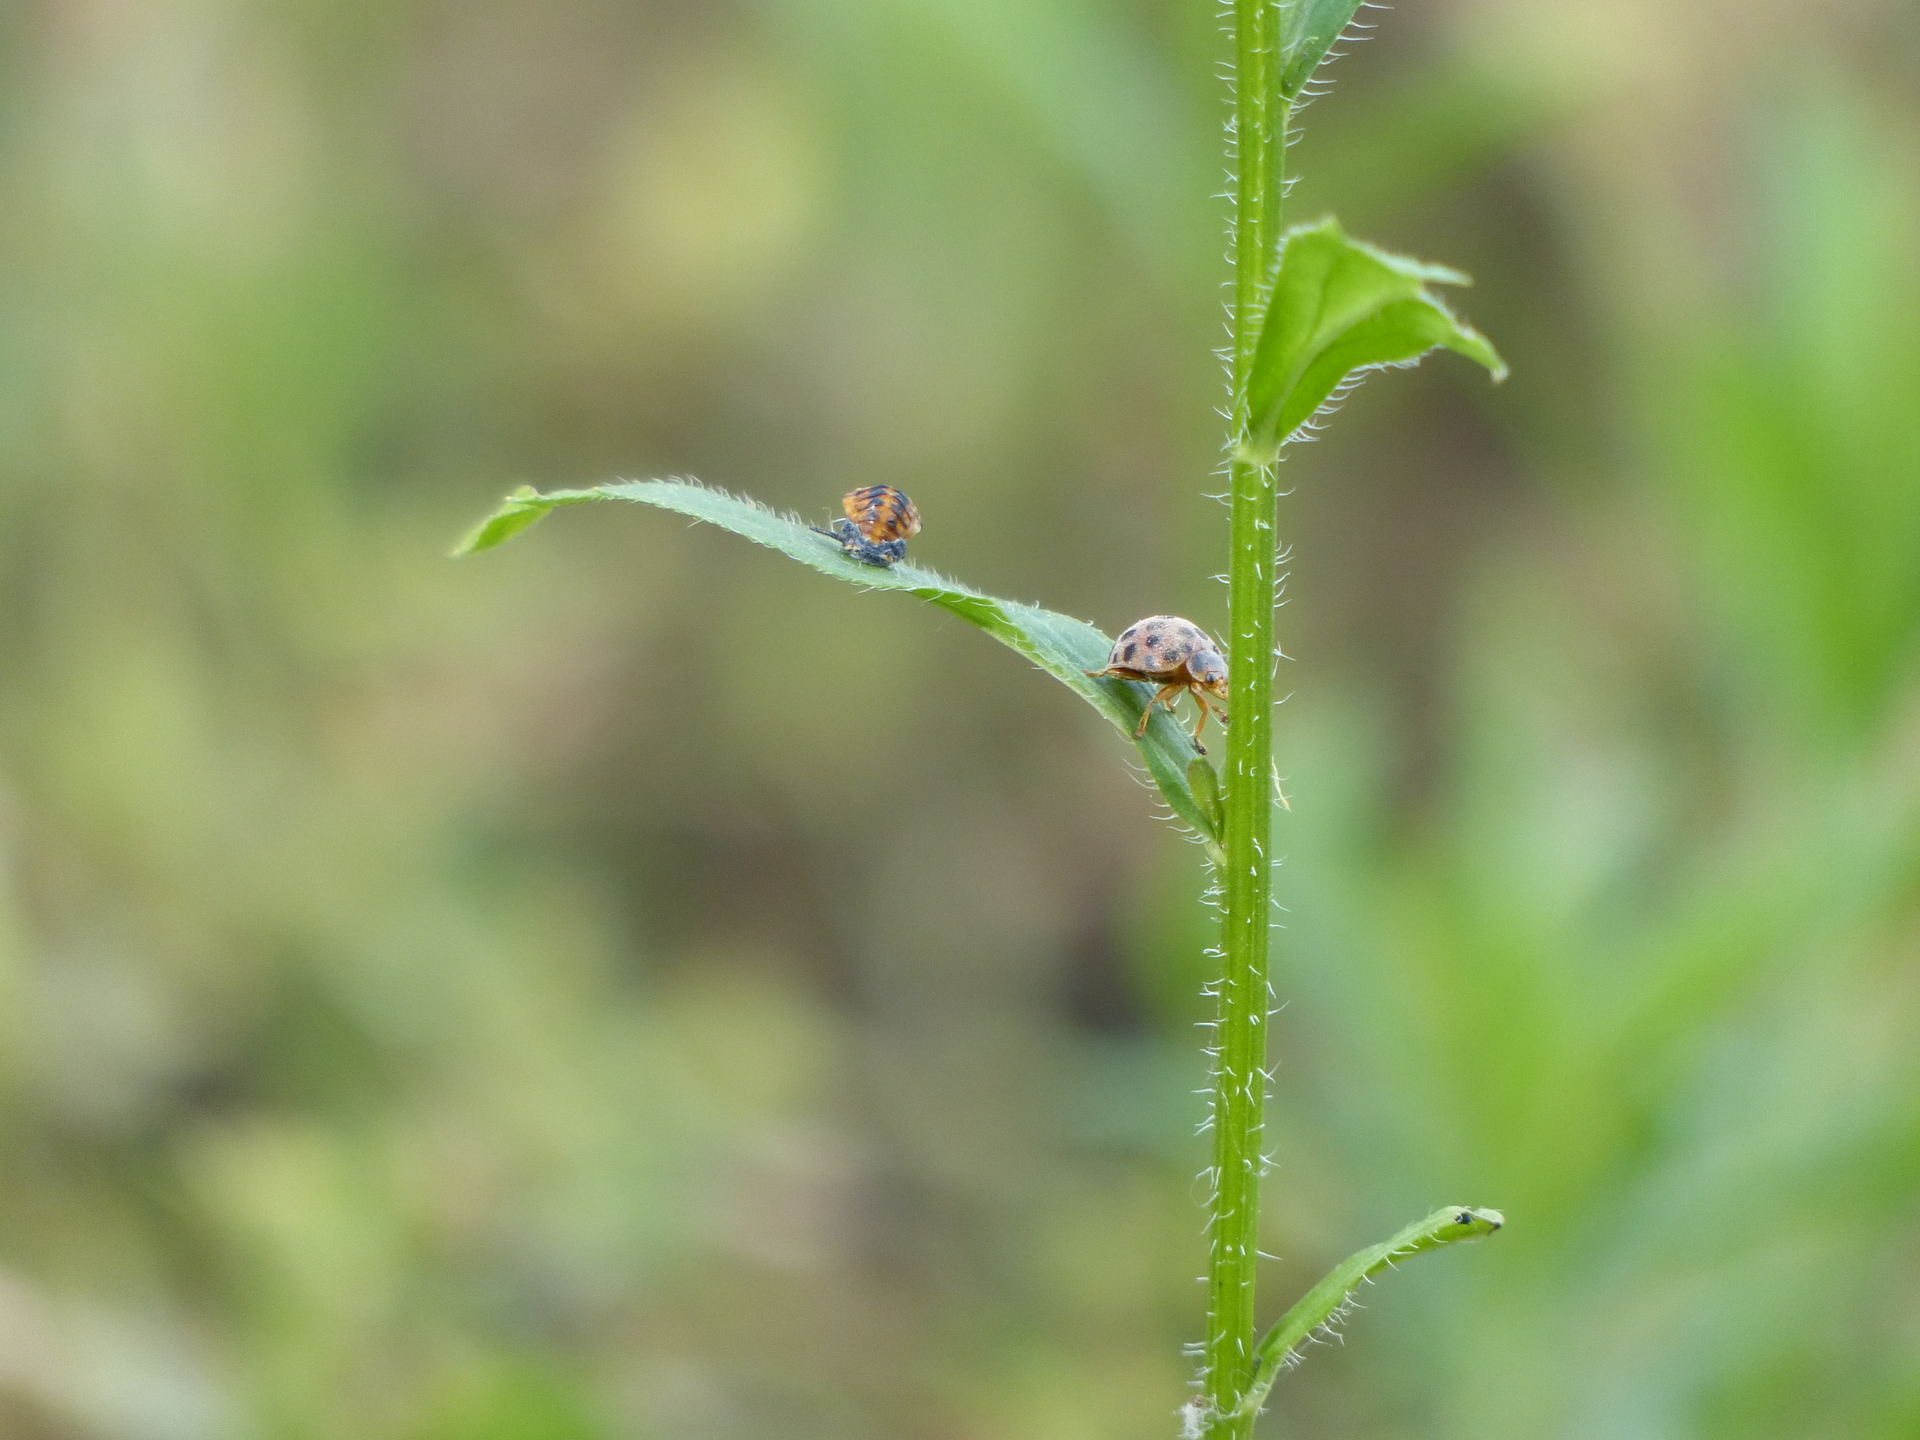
[1231,1206,1504,1422]
[455,480,1223,841]
[1278,0,1368,101]
[1188,756,1225,836]
[1243,218,1506,459]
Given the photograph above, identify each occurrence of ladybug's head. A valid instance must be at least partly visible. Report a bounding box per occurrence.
[1187,648,1228,699]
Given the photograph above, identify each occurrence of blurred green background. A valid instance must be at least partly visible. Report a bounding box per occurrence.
[3,1,1918,1436]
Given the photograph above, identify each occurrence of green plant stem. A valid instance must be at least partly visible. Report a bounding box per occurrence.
[1204,2,1289,1434]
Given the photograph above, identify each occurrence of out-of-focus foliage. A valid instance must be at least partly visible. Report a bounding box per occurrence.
[0,2,1916,1439]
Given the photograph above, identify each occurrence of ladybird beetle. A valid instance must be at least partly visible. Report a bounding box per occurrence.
[813,485,921,567]
[1085,616,1230,750]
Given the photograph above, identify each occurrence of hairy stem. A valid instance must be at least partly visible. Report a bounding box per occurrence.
[1203,1,1289,1434]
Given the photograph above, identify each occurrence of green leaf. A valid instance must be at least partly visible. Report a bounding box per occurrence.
[1277,0,1369,102]
[454,480,1224,843]
[1242,218,1507,459]
[1228,1206,1504,1424]
[450,484,566,555]
[1188,757,1225,837]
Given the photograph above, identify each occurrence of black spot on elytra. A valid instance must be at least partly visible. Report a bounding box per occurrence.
[1121,642,1137,662]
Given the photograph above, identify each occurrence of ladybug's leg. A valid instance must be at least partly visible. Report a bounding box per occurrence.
[1130,686,1162,737]
[1188,688,1230,751]
[1135,683,1184,737]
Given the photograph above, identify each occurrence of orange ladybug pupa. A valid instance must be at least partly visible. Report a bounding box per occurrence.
[1085,616,1229,751]
[814,485,921,567]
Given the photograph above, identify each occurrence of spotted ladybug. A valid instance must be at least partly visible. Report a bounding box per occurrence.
[813,485,922,567]
[1085,616,1230,750]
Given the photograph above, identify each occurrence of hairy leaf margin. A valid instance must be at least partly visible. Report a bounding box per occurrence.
[1278,0,1369,102]
[454,481,1225,844]
[1242,218,1507,460]
[1233,1205,1504,1421]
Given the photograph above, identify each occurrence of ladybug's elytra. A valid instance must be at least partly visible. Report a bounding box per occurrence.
[814,485,922,567]
[1085,616,1230,751]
